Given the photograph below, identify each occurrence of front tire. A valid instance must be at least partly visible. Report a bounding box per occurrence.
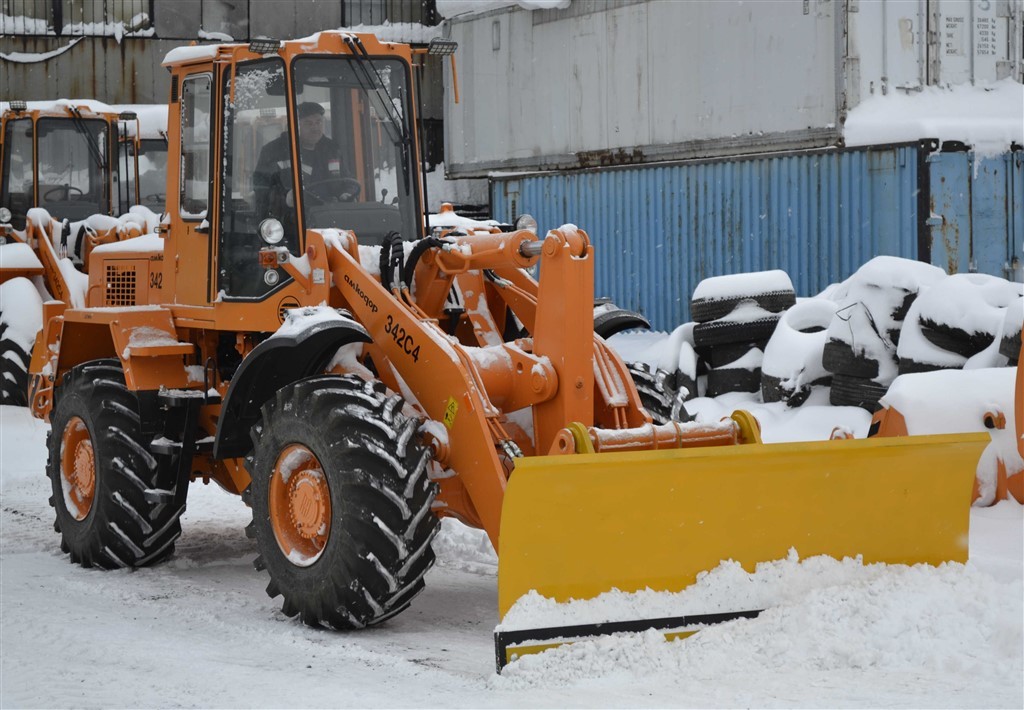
[46,360,186,568]
[247,375,439,629]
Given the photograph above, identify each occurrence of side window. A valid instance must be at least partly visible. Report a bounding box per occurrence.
[180,74,212,220]
[1,118,33,228]
[218,58,296,299]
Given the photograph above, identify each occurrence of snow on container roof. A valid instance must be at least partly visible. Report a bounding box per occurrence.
[844,79,1024,158]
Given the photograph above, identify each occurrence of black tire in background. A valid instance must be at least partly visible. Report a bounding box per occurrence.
[706,366,762,397]
[999,329,1022,363]
[761,373,831,407]
[46,359,186,568]
[0,321,31,406]
[626,362,691,423]
[917,318,995,359]
[247,375,439,629]
[828,374,888,412]
[690,290,796,323]
[692,317,780,350]
[699,340,769,369]
[897,357,951,375]
[821,339,881,379]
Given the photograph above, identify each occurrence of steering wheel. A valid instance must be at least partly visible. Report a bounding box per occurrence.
[145,193,165,204]
[43,185,84,201]
[305,177,362,204]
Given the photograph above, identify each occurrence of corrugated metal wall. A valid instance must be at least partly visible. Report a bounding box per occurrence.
[492,144,924,330]
[927,149,1024,280]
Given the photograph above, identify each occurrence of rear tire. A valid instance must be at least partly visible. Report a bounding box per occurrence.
[0,321,31,406]
[46,360,186,568]
[247,375,439,629]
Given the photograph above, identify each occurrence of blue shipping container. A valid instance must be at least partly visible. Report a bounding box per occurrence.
[491,144,1022,330]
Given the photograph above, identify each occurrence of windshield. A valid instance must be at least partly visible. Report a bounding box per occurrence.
[291,55,420,245]
[136,138,168,211]
[1,118,32,228]
[36,117,109,220]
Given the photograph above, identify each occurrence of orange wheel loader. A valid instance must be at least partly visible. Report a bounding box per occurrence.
[27,33,990,667]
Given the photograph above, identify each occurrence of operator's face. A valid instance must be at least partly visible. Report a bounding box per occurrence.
[299,113,324,149]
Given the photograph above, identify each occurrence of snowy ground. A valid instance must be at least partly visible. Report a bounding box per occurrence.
[2,396,1021,708]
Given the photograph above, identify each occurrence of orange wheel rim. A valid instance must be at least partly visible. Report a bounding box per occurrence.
[60,416,96,521]
[269,444,331,567]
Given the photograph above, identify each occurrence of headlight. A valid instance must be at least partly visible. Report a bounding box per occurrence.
[258,218,285,245]
[514,213,537,234]
[0,207,11,224]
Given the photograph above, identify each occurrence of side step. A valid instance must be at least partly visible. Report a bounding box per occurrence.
[494,609,762,672]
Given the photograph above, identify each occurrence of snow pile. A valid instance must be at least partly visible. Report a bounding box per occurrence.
[496,542,1023,693]
[845,79,1024,158]
[433,519,498,574]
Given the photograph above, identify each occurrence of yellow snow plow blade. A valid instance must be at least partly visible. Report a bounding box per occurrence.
[496,431,986,667]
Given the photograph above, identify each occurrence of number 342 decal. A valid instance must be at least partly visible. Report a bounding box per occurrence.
[384,315,421,362]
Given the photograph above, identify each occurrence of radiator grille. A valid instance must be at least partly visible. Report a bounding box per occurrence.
[105,265,137,306]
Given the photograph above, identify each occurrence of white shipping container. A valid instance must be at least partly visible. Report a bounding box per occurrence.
[443,0,1021,178]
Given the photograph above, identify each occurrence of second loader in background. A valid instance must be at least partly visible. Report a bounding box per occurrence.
[25,32,989,670]
[0,100,168,404]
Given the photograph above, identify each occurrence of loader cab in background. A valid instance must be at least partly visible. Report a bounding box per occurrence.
[0,106,119,229]
[119,135,169,213]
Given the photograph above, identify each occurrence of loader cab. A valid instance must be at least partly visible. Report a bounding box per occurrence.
[0,105,123,229]
[215,44,421,301]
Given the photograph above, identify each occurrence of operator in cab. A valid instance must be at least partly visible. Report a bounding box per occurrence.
[253,101,356,228]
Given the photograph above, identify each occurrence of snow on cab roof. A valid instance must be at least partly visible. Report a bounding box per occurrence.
[162,43,222,65]
[0,98,116,115]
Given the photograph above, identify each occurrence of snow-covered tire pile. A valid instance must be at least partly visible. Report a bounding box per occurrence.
[896,274,1023,375]
[761,299,835,407]
[0,277,44,407]
[821,257,945,411]
[690,270,795,397]
[246,375,439,629]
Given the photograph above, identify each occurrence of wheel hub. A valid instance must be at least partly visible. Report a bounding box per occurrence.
[269,445,332,567]
[288,471,328,539]
[60,416,96,521]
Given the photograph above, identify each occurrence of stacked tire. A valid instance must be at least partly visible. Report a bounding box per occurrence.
[761,299,836,407]
[690,271,796,397]
[0,277,44,407]
[822,257,945,411]
[896,274,1023,374]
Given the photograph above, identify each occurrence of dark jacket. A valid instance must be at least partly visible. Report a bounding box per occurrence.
[254,133,349,215]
